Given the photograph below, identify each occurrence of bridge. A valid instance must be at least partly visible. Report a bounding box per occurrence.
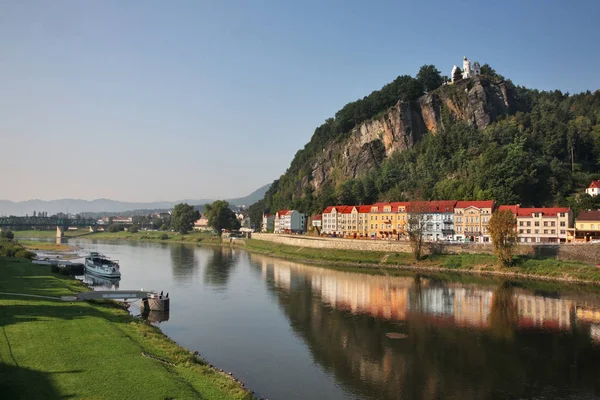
[0,216,97,238]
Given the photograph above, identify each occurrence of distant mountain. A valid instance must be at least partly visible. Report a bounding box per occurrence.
[0,184,271,216]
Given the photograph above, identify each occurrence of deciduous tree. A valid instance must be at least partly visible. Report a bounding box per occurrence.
[417,64,443,93]
[204,200,240,235]
[487,210,518,267]
[171,203,200,234]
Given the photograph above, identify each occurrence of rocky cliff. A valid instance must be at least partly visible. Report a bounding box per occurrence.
[309,76,514,192]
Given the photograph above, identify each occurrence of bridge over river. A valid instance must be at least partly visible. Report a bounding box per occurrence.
[0,216,97,238]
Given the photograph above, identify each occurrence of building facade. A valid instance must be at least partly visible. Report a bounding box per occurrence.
[453,201,495,242]
[273,210,306,234]
[261,214,274,232]
[368,202,410,239]
[322,206,346,236]
[409,200,457,241]
[500,206,572,243]
[573,210,600,241]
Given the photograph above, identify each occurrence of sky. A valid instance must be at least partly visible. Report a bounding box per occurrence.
[1,0,599,202]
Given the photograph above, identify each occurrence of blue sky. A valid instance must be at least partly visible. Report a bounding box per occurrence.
[2,0,599,202]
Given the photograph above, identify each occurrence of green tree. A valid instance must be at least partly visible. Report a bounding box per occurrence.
[416,64,443,93]
[128,224,139,233]
[0,230,14,240]
[452,66,462,83]
[171,203,200,234]
[204,200,240,235]
[487,210,518,267]
[408,212,427,261]
[107,224,120,233]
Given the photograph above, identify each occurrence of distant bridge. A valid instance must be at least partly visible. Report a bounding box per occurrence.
[0,216,97,238]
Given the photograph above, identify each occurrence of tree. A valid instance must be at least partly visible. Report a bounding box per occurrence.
[480,63,504,81]
[128,224,140,233]
[487,210,518,267]
[417,64,443,93]
[408,212,427,261]
[0,230,14,240]
[204,200,240,235]
[107,224,120,233]
[452,66,462,83]
[171,203,200,234]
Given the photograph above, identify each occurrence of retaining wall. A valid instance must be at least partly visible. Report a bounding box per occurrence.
[250,233,600,265]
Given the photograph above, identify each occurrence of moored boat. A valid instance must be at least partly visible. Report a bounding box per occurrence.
[84,252,121,278]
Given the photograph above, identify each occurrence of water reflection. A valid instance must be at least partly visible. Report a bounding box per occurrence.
[203,247,238,288]
[252,255,600,399]
[141,310,170,323]
[169,244,198,282]
[81,273,120,290]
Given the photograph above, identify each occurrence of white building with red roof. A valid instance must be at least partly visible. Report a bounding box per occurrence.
[261,213,275,232]
[500,205,573,243]
[274,210,306,234]
[586,180,600,197]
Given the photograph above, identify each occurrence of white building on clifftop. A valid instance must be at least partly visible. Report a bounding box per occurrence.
[451,56,481,83]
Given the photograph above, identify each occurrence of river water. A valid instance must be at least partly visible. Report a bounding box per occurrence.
[67,239,600,400]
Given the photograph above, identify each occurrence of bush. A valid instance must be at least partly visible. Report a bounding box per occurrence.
[160,234,169,240]
[107,224,121,233]
[0,230,14,240]
[128,224,139,233]
[15,249,35,260]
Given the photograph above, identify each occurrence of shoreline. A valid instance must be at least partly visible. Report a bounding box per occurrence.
[18,231,600,285]
[0,255,256,399]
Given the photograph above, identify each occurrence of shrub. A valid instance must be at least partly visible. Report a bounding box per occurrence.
[0,230,14,240]
[128,224,139,233]
[15,249,35,260]
[160,234,169,240]
[108,224,121,233]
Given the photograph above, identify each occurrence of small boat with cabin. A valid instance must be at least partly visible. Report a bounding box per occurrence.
[84,252,121,278]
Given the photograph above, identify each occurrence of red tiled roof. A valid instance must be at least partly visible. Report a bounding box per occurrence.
[322,205,348,214]
[409,200,457,213]
[516,207,570,217]
[358,205,372,213]
[311,214,322,221]
[498,205,520,214]
[341,206,355,214]
[277,209,289,216]
[589,180,600,189]
[455,200,495,209]
[577,210,600,221]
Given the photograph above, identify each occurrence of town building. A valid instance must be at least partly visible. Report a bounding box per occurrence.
[193,216,210,231]
[273,210,306,234]
[453,201,495,242]
[321,206,348,236]
[310,214,322,228]
[409,200,457,241]
[338,206,371,238]
[451,56,481,83]
[261,214,274,232]
[368,202,410,239]
[586,180,600,197]
[573,210,600,241]
[500,205,572,243]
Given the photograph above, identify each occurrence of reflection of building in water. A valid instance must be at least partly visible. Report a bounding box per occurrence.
[516,294,573,330]
[576,306,600,324]
[257,255,583,332]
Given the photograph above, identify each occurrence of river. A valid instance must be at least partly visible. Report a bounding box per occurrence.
[67,239,600,400]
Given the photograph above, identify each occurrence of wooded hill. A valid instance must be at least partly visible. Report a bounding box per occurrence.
[249,64,600,226]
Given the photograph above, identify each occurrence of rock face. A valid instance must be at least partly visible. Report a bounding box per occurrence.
[309,76,514,192]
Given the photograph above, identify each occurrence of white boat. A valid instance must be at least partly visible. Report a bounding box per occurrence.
[84,252,121,278]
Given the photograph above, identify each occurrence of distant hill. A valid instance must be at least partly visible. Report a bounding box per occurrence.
[0,184,271,216]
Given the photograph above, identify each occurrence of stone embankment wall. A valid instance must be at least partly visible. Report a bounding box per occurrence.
[251,233,600,265]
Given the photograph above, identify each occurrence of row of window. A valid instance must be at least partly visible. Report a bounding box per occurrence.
[519,221,564,227]
[455,217,490,223]
[456,226,488,233]
[518,229,567,235]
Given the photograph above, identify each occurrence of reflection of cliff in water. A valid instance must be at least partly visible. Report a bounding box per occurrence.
[253,255,600,400]
[203,247,239,287]
[170,244,198,282]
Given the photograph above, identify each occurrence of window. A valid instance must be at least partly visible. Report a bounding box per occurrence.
[375,224,378,229]
[544,230,548,234]
[527,221,531,227]
[476,217,479,223]
[527,229,531,234]
[519,229,524,234]
[551,221,555,227]
[560,221,565,227]
[370,224,373,229]
[519,221,524,226]
[560,230,566,234]
[543,221,548,227]
[551,230,555,234]
[535,221,539,227]
[534,229,539,234]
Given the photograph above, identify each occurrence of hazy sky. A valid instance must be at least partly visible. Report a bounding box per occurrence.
[2,0,599,202]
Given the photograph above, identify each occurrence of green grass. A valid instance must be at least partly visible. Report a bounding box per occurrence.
[15,229,224,245]
[0,257,253,400]
[19,240,75,252]
[14,229,92,239]
[243,239,600,284]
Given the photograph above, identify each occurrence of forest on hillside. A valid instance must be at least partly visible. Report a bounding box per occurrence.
[249,64,600,228]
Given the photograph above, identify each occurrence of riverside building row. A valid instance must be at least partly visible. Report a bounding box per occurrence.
[320,201,578,243]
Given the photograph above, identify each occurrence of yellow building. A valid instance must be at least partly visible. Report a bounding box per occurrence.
[367,202,410,239]
[453,200,495,242]
[573,210,600,241]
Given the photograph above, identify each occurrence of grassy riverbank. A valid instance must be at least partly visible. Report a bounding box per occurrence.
[0,257,253,399]
[14,229,92,239]
[243,239,600,284]
[19,240,76,252]
[15,229,224,245]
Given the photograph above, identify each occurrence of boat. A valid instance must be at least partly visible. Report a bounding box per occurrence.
[84,252,121,278]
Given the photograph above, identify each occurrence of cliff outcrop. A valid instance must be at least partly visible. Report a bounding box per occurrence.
[310,76,514,191]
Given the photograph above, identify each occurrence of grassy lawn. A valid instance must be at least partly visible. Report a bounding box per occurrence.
[0,257,253,400]
[19,240,76,252]
[243,239,600,283]
[14,229,92,239]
